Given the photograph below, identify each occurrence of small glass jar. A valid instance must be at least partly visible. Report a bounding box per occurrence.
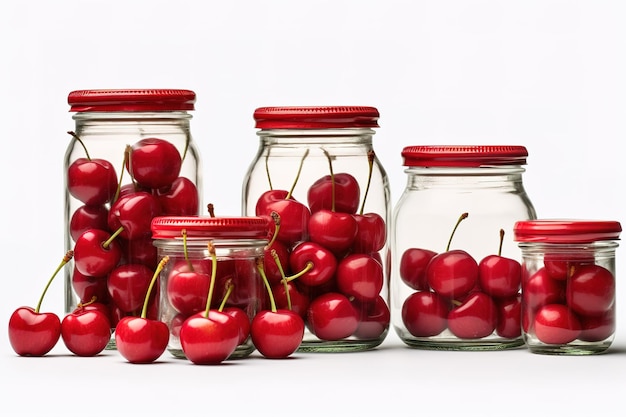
[391,145,537,350]
[242,106,391,352]
[151,216,269,359]
[64,89,203,348]
[513,219,621,355]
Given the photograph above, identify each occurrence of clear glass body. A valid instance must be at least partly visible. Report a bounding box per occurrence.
[242,128,391,352]
[153,238,266,359]
[63,112,202,348]
[518,241,618,355]
[391,165,536,350]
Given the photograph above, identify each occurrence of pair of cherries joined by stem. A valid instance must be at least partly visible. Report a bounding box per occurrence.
[401,214,522,340]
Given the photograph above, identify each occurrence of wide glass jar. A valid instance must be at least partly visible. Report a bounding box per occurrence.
[151,216,269,359]
[514,219,621,355]
[242,106,391,352]
[391,145,537,350]
[64,89,203,348]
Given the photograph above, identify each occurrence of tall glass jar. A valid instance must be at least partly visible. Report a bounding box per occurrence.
[64,89,203,348]
[151,216,269,359]
[391,145,537,350]
[242,106,391,352]
[514,219,621,355]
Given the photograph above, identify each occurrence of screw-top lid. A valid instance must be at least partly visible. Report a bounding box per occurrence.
[253,106,380,129]
[513,219,622,243]
[402,145,528,167]
[68,89,196,112]
[151,216,270,240]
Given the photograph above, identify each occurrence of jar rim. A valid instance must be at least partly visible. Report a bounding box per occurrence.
[401,145,528,167]
[253,106,380,129]
[68,89,196,112]
[151,216,270,240]
[513,219,622,243]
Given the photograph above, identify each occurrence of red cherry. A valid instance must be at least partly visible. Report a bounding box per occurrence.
[251,310,305,358]
[263,239,290,285]
[289,241,337,287]
[448,292,497,339]
[272,281,310,318]
[71,267,109,304]
[67,158,118,206]
[495,295,522,339]
[579,307,615,342]
[306,292,359,341]
[107,263,155,313]
[308,209,358,254]
[352,213,386,254]
[108,191,161,241]
[544,252,595,280]
[127,138,182,189]
[167,270,211,316]
[399,248,438,291]
[255,190,289,216]
[478,254,521,299]
[115,316,170,363]
[223,306,251,345]
[156,176,199,216]
[69,205,109,242]
[61,307,111,357]
[336,254,383,302]
[73,229,123,277]
[307,172,360,214]
[401,291,449,337]
[534,304,581,344]
[179,310,240,364]
[566,264,615,317]
[264,199,310,246]
[352,295,390,339]
[523,267,565,312]
[121,236,158,269]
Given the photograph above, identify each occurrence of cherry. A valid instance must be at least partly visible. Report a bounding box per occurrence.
[155,176,199,216]
[66,131,118,206]
[108,191,161,241]
[115,257,170,363]
[495,295,522,339]
[272,280,310,318]
[352,151,387,254]
[73,227,123,277]
[308,210,357,254]
[401,291,449,337]
[544,252,594,281]
[289,241,336,287]
[307,172,360,214]
[127,137,182,189]
[121,236,158,269]
[336,254,383,302]
[523,267,565,313]
[71,267,109,304]
[565,264,615,317]
[478,229,522,298]
[61,300,111,357]
[69,205,109,242]
[223,306,251,345]
[447,292,497,339]
[107,263,155,313]
[426,213,478,299]
[255,190,289,217]
[9,251,73,356]
[533,304,581,345]
[306,292,359,341]
[352,295,390,339]
[579,307,615,342]
[264,239,290,285]
[399,248,438,291]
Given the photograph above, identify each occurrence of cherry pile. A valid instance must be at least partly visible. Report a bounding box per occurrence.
[254,149,390,342]
[400,214,523,341]
[67,132,200,335]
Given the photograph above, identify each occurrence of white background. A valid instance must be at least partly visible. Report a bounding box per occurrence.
[1,1,625,416]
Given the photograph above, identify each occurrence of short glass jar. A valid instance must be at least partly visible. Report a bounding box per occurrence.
[391,145,537,350]
[242,106,391,352]
[64,89,203,348]
[151,216,269,359]
[514,219,621,355]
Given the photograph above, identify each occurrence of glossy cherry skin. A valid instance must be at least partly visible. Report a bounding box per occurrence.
[8,307,61,356]
[73,229,122,277]
[352,213,386,254]
[179,310,240,364]
[167,270,211,315]
[336,254,383,302]
[264,199,311,246]
[352,295,390,339]
[107,264,154,313]
[523,267,565,313]
[71,267,109,304]
[401,291,449,337]
[272,281,310,318]
[544,253,594,280]
[223,307,251,345]
[495,295,522,339]
[579,307,615,342]
[308,209,358,254]
[67,157,118,205]
[70,205,109,242]
[108,191,161,241]
[255,190,289,216]
[566,264,615,317]
[263,239,290,285]
[478,254,521,298]
[289,241,337,287]
[61,308,111,357]
[156,176,199,216]
[306,292,359,341]
[251,310,305,359]
[307,172,360,214]
[115,316,170,364]
[399,248,437,291]
[426,250,478,299]
[448,292,497,339]
[128,138,182,189]
[121,237,158,269]
[533,304,581,344]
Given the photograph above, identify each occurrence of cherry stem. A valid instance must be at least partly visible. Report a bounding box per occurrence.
[67,131,91,161]
[182,229,194,271]
[207,203,215,217]
[270,250,292,310]
[445,212,469,252]
[113,146,131,202]
[265,147,273,190]
[286,149,309,199]
[284,261,314,282]
[498,229,505,257]
[77,296,98,309]
[203,241,218,318]
[103,226,124,249]
[218,280,234,312]
[321,148,336,212]
[35,251,73,313]
[141,256,169,319]
[265,211,281,249]
[257,258,277,313]
[359,150,375,215]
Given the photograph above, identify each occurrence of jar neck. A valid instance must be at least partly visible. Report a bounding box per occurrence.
[72,111,192,122]
[257,128,375,147]
[404,166,526,191]
[518,241,619,260]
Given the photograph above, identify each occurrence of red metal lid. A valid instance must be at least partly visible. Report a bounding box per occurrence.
[68,89,196,112]
[253,106,380,129]
[151,216,270,240]
[402,145,528,167]
[513,220,622,243]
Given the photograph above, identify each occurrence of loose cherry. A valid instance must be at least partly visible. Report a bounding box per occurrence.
[127,138,182,189]
[400,248,438,291]
[447,292,497,339]
[401,290,449,337]
[533,304,581,344]
[478,229,522,298]
[306,292,359,341]
[73,227,123,277]
[61,297,111,357]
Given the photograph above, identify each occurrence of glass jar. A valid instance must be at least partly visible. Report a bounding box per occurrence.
[64,89,203,348]
[242,106,391,352]
[391,145,537,350]
[513,219,621,355]
[151,216,269,359]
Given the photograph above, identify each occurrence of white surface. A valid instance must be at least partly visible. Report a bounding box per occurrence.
[1,1,625,416]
